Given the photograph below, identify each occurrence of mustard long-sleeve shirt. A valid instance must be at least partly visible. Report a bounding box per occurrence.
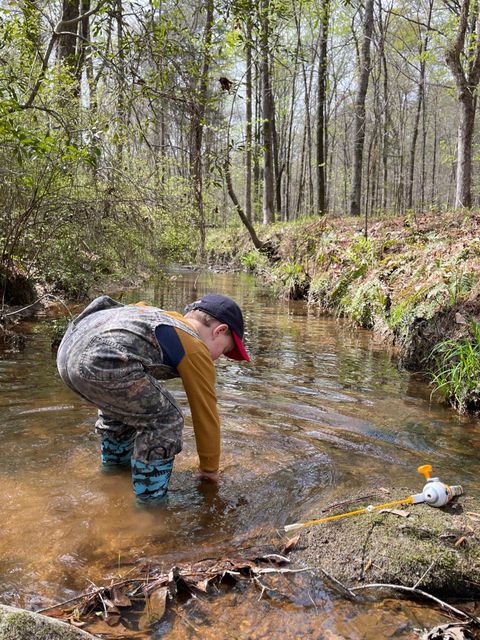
[154,312,221,471]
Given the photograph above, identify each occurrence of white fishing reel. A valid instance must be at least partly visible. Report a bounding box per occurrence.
[411,464,464,507]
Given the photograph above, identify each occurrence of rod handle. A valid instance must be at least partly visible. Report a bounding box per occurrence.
[418,464,432,481]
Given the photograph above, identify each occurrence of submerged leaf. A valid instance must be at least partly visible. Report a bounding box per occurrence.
[145,586,168,623]
[43,608,66,619]
[111,589,132,608]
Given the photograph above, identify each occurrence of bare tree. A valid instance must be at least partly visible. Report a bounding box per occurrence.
[350,0,374,217]
[260,0,275,224]
[190,0,214,256]
[445,0,480,208]
[407,0,433,211]
[316,0,331,215]
[245,3,254,223]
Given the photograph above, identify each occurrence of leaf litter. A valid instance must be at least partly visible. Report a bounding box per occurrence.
[38,545,302,638]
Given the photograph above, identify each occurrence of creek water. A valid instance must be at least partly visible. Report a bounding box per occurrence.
[1,269,479,639]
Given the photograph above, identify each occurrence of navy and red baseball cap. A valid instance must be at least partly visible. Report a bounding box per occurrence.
[185,294,250,362]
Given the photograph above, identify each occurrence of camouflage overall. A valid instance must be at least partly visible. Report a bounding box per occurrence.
[57,295,200,464]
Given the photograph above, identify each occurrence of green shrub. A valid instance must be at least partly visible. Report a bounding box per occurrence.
[240,250,261,271]
[342,279,388,328]
[272,262,310,300]
[429,322,480,413]
[49,316,70,347]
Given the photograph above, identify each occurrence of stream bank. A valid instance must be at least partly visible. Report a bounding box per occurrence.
[206,211,480,415]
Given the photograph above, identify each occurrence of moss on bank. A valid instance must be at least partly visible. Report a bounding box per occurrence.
[206,211,480,414]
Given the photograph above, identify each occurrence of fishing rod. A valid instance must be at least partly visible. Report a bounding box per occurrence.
[284,464,464,533]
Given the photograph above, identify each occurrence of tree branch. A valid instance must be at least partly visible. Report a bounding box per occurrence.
[351,583,479,622]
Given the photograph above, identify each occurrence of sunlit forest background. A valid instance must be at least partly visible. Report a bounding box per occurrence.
[1,0,479,297]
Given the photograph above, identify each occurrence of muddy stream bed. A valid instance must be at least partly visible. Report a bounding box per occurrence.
[1,270,479,639]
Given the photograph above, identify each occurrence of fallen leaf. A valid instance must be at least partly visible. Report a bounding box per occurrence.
[455,312,468,325]
[283,535,300,553]
[112,589,132,608]
[105,612,122,627]
[145,586,168,624]
[191,579,210,593]
[43,608,65,619]
[424,622,470,639]
[364,558,372,572]
[378,508,410,518]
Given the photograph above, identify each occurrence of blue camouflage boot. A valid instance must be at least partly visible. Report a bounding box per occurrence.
[100,432,135,468]
[131,457,174,504]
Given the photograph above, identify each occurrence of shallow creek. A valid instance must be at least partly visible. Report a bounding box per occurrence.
[1,270,479,639]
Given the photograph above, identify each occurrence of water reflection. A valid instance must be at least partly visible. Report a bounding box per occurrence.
[0,269,478,637]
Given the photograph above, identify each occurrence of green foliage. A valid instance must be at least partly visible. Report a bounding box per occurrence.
[328,263,368,305]
[341,279,388,329]
[345,235,375,267]
[429,323,480,413]
[49,316,70,347]
[272,261,310,299]
[388,270,478,337]
[240,250,260,271]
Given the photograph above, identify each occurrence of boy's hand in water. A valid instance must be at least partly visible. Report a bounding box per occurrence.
[198,469,219,484]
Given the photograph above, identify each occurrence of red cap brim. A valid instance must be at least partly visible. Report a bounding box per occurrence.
[225,332,250,362]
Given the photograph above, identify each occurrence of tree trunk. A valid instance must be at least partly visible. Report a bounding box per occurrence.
[407,0,432,211]
[191,0,214,258]
[316,0,330,215]
[115,0,125,163]
[272,82,282,214]
[253,59,261,219]
[224,157,279,261]
[430,101,438,207]
[58,0,79,70]
[456,94,476,208]
[245,10,253,223]
[260,0,275,224]
[445,0,480,209]
[377,2,390,213]
[349,0,374,217]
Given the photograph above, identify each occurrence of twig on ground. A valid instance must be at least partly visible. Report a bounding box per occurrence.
[351,583,479,622]
[307,590,319,614]
[2,293,73,319]
[316,568,358,600]
[413,560,436,590]
[36,578,149,613]
[253,576,269,600]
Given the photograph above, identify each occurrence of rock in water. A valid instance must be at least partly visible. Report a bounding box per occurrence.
[0,605,100,640]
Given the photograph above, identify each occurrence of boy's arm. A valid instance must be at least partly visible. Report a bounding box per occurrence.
[176,344,221,472]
